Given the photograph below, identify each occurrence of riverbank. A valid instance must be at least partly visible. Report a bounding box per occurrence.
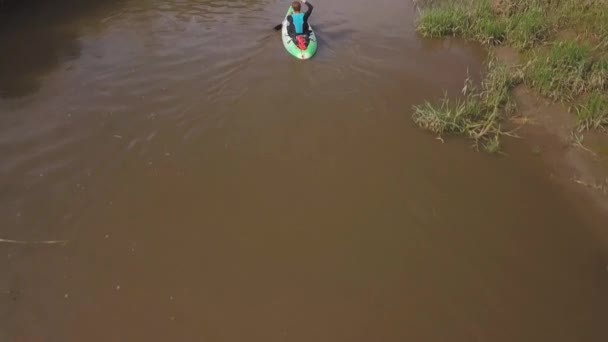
[3,1,608,340]
[413,0,608,208]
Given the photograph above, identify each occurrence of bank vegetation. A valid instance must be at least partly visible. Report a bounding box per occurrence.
[413,0,608,152]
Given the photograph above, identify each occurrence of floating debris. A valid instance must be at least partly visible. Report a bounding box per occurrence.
[0,239,68,245]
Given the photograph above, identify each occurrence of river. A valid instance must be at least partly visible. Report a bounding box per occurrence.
[1,0,608,341]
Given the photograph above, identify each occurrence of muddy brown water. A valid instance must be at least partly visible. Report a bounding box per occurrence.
[1,0,608,341]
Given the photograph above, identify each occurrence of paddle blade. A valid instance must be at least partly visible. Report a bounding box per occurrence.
[273,23,282,30]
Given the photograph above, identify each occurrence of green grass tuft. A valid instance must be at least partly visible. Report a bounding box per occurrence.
[476,16,509,45]
[526,40,593,99]
[576,92,608,131]
[417,0,508,45]
[472,0,508,45]
[549,39,592,66]
[416,3,469,38]
[508,6,548,49]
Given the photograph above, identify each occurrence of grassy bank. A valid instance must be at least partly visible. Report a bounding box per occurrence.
[412,57,519,152]
[414,0,608,151]
[417,0,608,49]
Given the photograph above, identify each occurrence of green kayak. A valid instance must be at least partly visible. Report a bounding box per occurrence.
[281,6,317,60]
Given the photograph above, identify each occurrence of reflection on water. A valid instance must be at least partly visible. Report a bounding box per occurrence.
[1,0,607,341]
[0,0,128,98]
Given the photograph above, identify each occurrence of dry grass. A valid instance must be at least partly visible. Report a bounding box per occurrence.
[412,58,518,152]
[576,92,608,131]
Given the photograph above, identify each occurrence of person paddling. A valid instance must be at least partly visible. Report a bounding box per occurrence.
[275,0,318,59]
[286,0,314,39]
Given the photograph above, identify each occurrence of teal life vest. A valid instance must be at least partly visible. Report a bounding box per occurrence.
[291,13,305,34]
